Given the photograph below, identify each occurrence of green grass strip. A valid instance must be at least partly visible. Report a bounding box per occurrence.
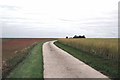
[8,42,44,78]
[54,41,118,78]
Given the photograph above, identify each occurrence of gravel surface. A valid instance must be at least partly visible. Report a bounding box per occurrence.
[43,41,109,78]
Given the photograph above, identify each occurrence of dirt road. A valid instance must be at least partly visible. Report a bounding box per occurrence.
[43,41,109,78]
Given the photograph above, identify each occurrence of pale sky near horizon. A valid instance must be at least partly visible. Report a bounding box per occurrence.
[0,0,119,38]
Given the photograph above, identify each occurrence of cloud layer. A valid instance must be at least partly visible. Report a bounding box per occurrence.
[0,0,119,38]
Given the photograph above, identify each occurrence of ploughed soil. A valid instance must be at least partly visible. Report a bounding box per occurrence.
[2,38,54,78]
[2,38,53,61]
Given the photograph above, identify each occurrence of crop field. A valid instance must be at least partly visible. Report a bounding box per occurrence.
[2,38,53,77]
[58,38,118,60]
[56,38,119,78]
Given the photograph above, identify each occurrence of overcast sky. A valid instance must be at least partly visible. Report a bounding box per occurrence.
[0,0,119,38]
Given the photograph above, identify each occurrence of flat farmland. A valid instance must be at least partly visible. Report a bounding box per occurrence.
[2,38,54,77]
[55,38,119,78]
[58,38,118,60]
[2,38,53,61]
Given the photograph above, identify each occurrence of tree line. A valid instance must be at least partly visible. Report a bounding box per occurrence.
[66,35,86,38]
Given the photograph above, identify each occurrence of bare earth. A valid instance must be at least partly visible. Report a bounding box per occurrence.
[43,41,109,78]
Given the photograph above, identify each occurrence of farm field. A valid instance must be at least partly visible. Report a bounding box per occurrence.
[8,42,44,78]
[2,38,54,78]
[2,38,53,61]
[55,38,119,78]
[2,38,119,78]
[58,38,118,60]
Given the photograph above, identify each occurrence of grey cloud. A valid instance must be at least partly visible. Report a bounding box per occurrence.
[0,17,44,24]
[59,19,74,22]
[1,1,118,38]
[0,17,27,20]
[0,5,19,10]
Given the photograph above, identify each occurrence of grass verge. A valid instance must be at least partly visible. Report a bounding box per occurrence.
[54,41,118,79]
[7,42,44,78]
